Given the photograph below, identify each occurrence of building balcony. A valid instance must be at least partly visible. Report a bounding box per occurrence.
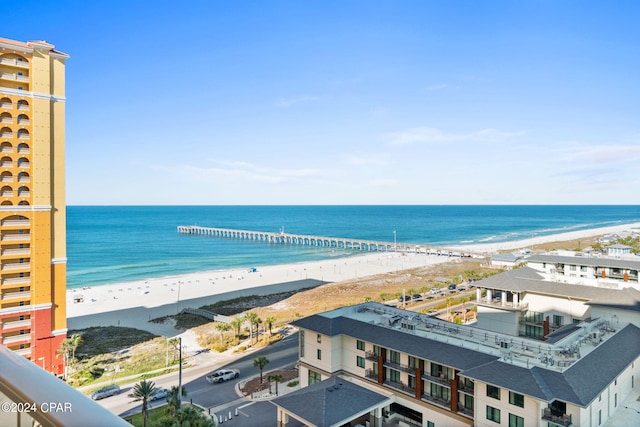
[1,318,31,330]
[1,248,30,257]
[1,219,30,227]
[2,262,30,271]
[457,406,474,418]
[421,372,452,387]
[18,191,29,198]
[1,234,30,242]
[1,276,30,285]
[16,119,29,126]
[458,382,474,394]
[477,298,528,311]
[17,147,29,154]
[422,393,451,408]
[1,290,30,300]
[0,118,12,124]
[0,191,13,197]
[17,176,30,183]
[364,369,378,381]
[17,104,29,111]
[2,333,31,345]
[0,57,30,68]
[0,102,11,109]
[0,72,29,83]
[365,351,379,361]
[383,360,415,374]
[12,347,31,356]
[542,408,572,427]
[0,132,11,138]
[383,379,415,395]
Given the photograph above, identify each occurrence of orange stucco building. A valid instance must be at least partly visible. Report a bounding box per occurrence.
[0,37,68,375]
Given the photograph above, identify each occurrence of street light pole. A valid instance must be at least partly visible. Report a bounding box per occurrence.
[178,337,183,406]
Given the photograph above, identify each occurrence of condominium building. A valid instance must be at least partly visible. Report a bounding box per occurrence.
[0,38,68,375]
[276,282,640,426]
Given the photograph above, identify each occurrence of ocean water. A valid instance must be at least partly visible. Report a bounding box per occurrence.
[66,205,640,289]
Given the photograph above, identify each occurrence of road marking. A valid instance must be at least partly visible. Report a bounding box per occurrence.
[237,401,255,410]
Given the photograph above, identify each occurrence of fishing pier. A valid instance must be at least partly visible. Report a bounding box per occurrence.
[177,225,469,256]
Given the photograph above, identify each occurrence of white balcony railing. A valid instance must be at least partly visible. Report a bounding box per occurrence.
[18,191,29,198]
[1,220,30,227]
[17,176,30,183]
[1,291,31,300]
[2,333,31,344]
[12,347,31,356]
[1,319,31,330]
[2,262,30,271]
[0,57,29,68]
[17,104,29,111]
[1,234,30,241]
[0,103,11,109]
[1,191,14,197]
[0,176,13,182]
[0,118,12,124]
[1,248,30,257]
[17,148,29,154]
[17,119,29,125]
[1,277,30,285]
[0,73,29,82]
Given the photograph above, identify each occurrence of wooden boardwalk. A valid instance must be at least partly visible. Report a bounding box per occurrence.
[177,225,469,256]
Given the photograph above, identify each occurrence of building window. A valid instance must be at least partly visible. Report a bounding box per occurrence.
[509,391,524,408]
[317,334,321,343]
[430,383,450,402]
[317,349,321,360]
[486,406,501,423]
[614,393,617,407]
[427,422,434,427]
[508,413,524,427]
[553,315,563,327]
[357,356,365,368]
[373,345,381,356]
[598,409,602,425]
[308,370,321,385]
[299,330,305,357]
[389,350,400,364]
[408,375,416,390]
[408,355,418,369]
[487,384,501,400]
[356,339,365,351]
[388,368,400,383]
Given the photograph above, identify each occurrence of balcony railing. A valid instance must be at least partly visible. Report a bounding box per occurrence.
[0,72,29,82]
[421,372,452,387]
[0,103,11,109]
[12,347,31,356]
[2,234,31,241]
[365,351,379,361]
[1,319,31,330]
[457,406,474,417]
[477,298,528,310]
[364,369,377,381]
[1,220,30,227]
[17,147,29,154]
[422,393,451,408]
[1,290,31,300]
[0,132,12,138]
[2,333,31,345]
[0,118,12,124]
[16,119,29,126]
[0,191,13,197]
[383,360,415,374]
[1,248,30,256]
[17,104,29,111]
[18,191,30,198]
[458,382,474,394]
[0,57,30,68]
[17,176,30,183]
[2,262,30,271]
[383,379,415,395]
[542,408,572,427]
[1,277,30,285]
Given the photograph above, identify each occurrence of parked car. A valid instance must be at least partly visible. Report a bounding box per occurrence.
[206,368,240,384]
[91,385,121,400]
[412,294,423,301]
[150,388,169,401]
[448,284,457,290]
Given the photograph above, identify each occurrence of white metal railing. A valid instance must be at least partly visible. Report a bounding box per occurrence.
[12,347,31,356]
[0,57,29,68]
[17,104,29,110]
[17,133,29,139]
[0,176,13,182]
[2,262,30,271]
[0,118,12,124]
[0,132,12,138]
[18,191,29,198]
[18,162,30,168]
[0,147,12,152]
[0,103,11,109]
[17,120,29,125]
[1,220,30,227]
[2,333,32,344]
[0,162,12,168]
[1,191,14,197]
[1,290,31,300]
[0,73,29,82]
[1,319,30,330]
[17,177,30,183]
[17,148,29,154]
[1,248,30,256]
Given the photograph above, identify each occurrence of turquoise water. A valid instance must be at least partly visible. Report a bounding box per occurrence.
[66,205,640,289]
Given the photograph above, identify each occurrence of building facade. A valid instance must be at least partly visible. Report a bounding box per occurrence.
[0,38,68,375]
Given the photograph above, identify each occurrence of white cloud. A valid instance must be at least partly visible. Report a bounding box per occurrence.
[383,127,524,146]
[562,144,640,162]
[424,83,460,91]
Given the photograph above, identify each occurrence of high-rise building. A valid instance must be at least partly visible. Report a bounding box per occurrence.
[0,37,68,376]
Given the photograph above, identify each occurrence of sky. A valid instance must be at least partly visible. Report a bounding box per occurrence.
[4,0,640,205]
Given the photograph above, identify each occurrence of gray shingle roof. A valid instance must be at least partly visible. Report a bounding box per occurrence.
[292,316,498,371]
[461,324,640,407]
[271,377,391,427]
[527,254,640,270]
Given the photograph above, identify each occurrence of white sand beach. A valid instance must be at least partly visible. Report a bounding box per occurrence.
[66,222,640,336]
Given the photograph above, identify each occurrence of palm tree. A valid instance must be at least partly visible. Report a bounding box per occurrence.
[253,356,270,385]
[157,405,214,427]
[69,333,83,360]
[230,317,244,341]
[166,385,187,417]
[265,317,276,337]
[214,322,231,344]
[268,373,283,395]
[245,312,259,344]
[128,380,157,427]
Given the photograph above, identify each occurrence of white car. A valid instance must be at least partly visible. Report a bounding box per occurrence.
[150,388,169,401]
[206,368,240,384]
[91,385,121,400]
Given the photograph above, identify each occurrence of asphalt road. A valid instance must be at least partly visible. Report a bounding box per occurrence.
[99,333,299,421]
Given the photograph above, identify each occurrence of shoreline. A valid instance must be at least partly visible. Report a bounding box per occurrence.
[66,222,640,336]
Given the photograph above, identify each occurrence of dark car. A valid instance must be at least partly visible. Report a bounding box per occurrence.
[412,294,423,301]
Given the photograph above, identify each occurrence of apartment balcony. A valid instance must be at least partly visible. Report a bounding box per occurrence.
[0,161,13,168]
[17,146,29,154]
[0,57,30,68]
[542,408,572,427]
[457,406,474,418]
[458,382,474,394]
[383,360,415,374]
[1,219,30,227]
[18,161,30,168]
[0,132,11,139]
[1,318,31,330]
[0,176,12,182]
[17,103,29,111]
[477,298,529,311]
[421,372,452,387]
[1,248,30,257]
[18,191,29,198]
[0,190,13,197]
[1,276,30,285]
[2,333,31,345]
[364,369,378,381]
[422,393,451,408]
[16,119,29,126]
[2,290,31,300]
[17,133,29,140]
[383,379,415,395]
[0,117,11,124]
[0,102,11,109]
[2,262,30,271]
[0,72,29,83]
[17,175,30,183]
[1,234,30,242]
[365,351,379,361]
[12,347,31,356]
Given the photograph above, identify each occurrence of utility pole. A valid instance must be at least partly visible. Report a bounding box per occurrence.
[178,337,183,406]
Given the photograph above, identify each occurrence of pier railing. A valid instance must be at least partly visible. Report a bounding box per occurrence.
[177,225,466,255]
